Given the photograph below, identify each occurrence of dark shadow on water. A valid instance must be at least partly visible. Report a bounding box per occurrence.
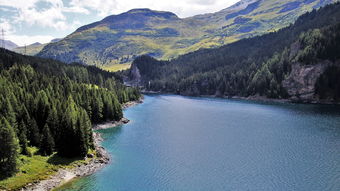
[149,94,340,117]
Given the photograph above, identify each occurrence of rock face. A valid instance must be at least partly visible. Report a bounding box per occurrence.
[282,61,333,102]
[129,63,141,84]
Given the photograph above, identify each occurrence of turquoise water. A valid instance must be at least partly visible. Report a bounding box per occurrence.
[62,95,340,191]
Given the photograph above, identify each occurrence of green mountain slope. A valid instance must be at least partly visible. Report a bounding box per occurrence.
[128,2,340,103]
[38,0,338,68]
[13,42,45,56]
[13,39,62,56]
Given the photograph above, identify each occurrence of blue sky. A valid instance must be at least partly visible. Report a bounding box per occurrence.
[0,0,239,46]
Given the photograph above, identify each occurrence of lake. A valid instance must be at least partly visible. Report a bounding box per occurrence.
[61,95,340,191]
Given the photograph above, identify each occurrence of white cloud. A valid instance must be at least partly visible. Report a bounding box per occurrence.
[63,6,90,14]
[69,0,118,17]
[16,6,66,29]
[0,0,82,30]
[0,19,15,34]
[68,0,240,18]
[7,34,54,46]
[0,0,39,9]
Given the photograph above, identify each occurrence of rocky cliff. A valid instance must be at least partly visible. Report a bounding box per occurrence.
[282,61,335,103]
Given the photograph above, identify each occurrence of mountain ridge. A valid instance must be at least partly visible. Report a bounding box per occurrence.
[2,40,18,50]
[38,0,339,68]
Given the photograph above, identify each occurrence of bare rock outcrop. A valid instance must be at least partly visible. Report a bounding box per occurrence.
[282,61,333,102]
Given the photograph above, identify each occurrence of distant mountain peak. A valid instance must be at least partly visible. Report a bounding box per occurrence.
[30,42,42,46]
[2,40,18,50]
[125,8,177,16]
[50,38,61,43]
[102,8,179,22]
[75,8,179,32]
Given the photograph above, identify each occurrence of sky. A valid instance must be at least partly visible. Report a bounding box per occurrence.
[0,0,240,46]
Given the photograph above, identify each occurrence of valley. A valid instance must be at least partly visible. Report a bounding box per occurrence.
[1,0,340,190]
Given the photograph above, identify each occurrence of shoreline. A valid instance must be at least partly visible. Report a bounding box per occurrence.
[23,132,110,191]
[142,91,339,105]
[22,98,143,191]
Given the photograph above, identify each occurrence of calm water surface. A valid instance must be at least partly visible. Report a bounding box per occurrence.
[62,95,340,191]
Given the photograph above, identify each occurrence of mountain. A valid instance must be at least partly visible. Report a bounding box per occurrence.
[13,39,61,56]
[50,38,62,43]
[128,2,340,103]
[2,40,18,50]
[13,43,45,56]
[37,0,339,69]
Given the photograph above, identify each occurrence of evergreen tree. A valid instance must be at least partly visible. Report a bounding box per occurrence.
[28,118,40,147]
[18,121,29,155]
[39,124,55,156]
[0,117,19,178]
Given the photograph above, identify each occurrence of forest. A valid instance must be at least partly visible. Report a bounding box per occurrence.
[0,49,140,178]
[129,2,340,101]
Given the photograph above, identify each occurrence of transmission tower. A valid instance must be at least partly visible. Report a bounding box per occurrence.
[1,29,4,49]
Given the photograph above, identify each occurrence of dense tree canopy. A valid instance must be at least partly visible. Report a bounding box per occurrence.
[0,49,140,175]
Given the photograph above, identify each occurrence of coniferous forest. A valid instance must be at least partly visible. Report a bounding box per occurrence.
[0,49,140,178]
[129,3,340,101]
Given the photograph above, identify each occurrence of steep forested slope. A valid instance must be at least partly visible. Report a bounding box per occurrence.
[0,49,140,178]
[129,2,340,103]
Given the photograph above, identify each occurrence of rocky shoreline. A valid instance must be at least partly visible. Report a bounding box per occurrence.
[21,99,143,191]
[22,132,110,191]
[93,117,130,130]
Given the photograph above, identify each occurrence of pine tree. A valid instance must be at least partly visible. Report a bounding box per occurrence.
[57,96,78,157]
[0,117,19,178]
[39,124,54,156]
[46,105,58,138]
[18,121,29,155]
[28,118,40,147]
[75,117,87,157]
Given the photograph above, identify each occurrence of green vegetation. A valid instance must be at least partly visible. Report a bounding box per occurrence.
[316,66,340,100]
[0,147,91,190]
[0,49,140,187]
[37,0,339,69]
[13,43,46,56]
[102,63,131,72]
[129,2,340,101]
[0,117,19,178]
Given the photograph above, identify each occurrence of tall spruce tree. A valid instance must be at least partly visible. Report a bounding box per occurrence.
[0,117,19,178]
[40,124,55,156]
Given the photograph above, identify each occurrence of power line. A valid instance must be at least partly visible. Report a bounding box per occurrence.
[1,29,4,49]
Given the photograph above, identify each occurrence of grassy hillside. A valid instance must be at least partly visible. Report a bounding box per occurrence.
[0,147,93,190]
[38,0,339,69]
[13,43,46,56]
